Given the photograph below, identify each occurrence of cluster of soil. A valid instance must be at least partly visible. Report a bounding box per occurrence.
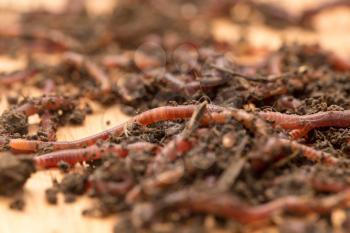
[1,0,350,232]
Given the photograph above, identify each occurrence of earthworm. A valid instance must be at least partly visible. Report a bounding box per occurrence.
[157,188,350,224]
[0,69,38,85]
[34,142,158,168]
[63,52,112,94]
[258,110,350,139]
[0,25,80,51]
[15,95,75,116]
[250,137,338,172]
[147,102,208,175]
[9,104,267,152]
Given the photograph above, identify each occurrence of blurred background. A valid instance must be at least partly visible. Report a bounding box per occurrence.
[0,0,349,51]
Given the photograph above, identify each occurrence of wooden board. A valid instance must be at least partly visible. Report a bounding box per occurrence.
[0,1,350,233]
[0,92,129,233]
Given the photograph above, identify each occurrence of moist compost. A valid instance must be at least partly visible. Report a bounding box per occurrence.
[1,0,350,232]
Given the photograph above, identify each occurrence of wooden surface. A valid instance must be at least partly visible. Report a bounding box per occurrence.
[0,87,129,233]
[1,1,350,233]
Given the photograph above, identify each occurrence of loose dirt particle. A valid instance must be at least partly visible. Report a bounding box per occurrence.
[0,155,35,196]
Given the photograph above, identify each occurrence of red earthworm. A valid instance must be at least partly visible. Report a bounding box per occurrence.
[133,105,268,135]
[258,110,350,139]
[147,102,208,175]
[24,105,210,151]
[9,104,267,152]
[34,142,158,168]
[15,95,75,116]
[0,69,38,85]
[250,137,338,172]
[157,188,350,224]
[63,52,112,94]
[0,25,80,51]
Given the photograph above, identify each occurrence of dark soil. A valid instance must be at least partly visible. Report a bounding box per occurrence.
[45,187,58,205]
[1,1,350,232]
[59,173,88,203]
[0,110,27,136]
[0,155,35,196]
[9,196,26,211]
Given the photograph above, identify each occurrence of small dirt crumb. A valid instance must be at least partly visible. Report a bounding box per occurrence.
[68,109,86,125]
[0,155,35,196]
[58,161,71,173]
[7,96,18,105]
[64,193,77,203]
[45,188,58,205]
[0,110,28,135]
[59,173,87,203]
[9,196,25,211]
[84,104,93,114]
